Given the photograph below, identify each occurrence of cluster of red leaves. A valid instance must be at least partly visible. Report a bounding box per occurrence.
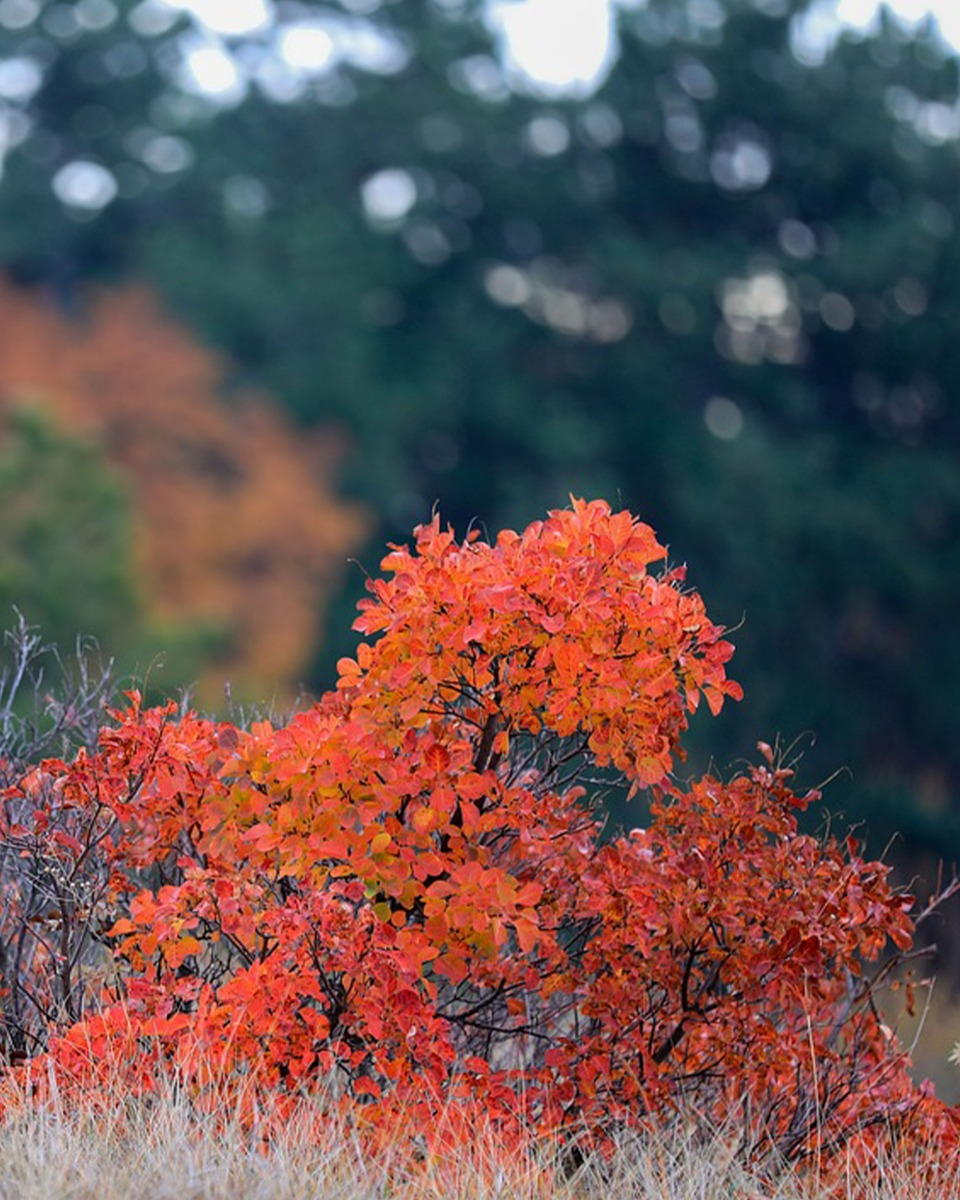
[0,498,956,1184]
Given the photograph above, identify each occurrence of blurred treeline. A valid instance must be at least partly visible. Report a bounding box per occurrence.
[0,0,958,876]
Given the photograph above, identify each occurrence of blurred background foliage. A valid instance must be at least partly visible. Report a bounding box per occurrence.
[0,0,958,897]
[0,276,367,701]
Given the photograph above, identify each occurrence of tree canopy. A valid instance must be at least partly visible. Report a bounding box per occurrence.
[0,0,957,862]
[0,277,366,701]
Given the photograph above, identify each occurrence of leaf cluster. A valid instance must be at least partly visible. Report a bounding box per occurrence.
[0,501,956,1187]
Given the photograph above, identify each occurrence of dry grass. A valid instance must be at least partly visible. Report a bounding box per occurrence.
[0,1077,957,1200]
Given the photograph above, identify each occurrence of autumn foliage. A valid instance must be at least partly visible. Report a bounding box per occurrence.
[0,499,956,1184]
[0,276,366,701]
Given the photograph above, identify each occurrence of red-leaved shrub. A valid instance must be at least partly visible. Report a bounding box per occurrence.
[0,499,956,1183]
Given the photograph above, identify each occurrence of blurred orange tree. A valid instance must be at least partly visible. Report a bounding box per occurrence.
[0,277,367,703]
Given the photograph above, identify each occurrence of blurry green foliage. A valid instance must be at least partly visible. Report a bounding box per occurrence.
[0,405,229,702]
[0,405,139,652]
[0,0,958,860]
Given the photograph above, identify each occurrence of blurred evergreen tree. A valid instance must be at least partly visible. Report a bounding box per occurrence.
[0,403,224,699]
[0,405,139,652]
[0,0,958,857]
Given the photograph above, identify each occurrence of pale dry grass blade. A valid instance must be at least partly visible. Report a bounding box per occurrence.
[0,1079,956,1200]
